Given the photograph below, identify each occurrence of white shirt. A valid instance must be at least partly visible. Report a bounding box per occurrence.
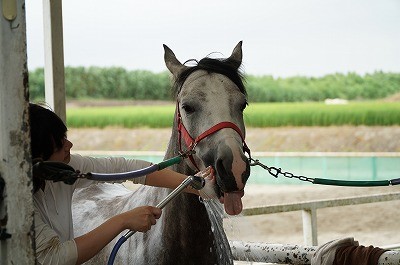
[33,154,151,265]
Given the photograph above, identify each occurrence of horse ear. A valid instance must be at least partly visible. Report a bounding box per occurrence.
[163,44,189,78]
[227,41,243,69]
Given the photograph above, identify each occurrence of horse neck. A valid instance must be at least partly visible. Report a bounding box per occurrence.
[160,113,224,264]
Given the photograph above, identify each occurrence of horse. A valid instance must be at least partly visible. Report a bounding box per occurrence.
[72,41,251,264]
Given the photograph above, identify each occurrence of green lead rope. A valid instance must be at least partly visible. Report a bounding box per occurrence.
[312,178,394,187]
[249,158,400,187]
[157,155,183,170]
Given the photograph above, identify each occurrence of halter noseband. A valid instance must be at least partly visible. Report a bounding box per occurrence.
[176,102,251,170]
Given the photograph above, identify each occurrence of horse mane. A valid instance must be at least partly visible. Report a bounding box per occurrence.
[171,57,247,97]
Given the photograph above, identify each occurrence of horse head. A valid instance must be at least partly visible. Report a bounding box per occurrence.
[164,41,251,215]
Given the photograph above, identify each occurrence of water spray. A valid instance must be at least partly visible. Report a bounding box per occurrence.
[107,175,205,265]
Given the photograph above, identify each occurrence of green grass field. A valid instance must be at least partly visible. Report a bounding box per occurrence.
[66,101,400,128]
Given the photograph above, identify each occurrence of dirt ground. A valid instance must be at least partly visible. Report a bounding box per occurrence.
[68,126,400,249]
[68,126,400,152]
[229,184,399,248]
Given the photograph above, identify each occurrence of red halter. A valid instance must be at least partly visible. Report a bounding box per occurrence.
[176,103,251,170]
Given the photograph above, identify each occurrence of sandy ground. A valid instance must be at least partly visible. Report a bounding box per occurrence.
[68,126,400,249]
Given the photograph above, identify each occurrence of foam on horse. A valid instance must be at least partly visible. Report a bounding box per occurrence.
[72,42,250,264]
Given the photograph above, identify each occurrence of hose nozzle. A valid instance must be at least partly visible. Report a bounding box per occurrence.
[189,175,205,190]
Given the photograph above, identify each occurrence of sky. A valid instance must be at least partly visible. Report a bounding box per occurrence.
[25,0,400,77]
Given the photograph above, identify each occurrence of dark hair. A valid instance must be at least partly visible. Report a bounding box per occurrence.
[29,103,67,192]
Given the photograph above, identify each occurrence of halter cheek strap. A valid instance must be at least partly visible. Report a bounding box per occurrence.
[176,103,251,170]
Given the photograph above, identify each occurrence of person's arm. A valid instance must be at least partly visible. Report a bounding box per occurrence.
[74,206,161,264]
[70,154,215,196]
[145,166,214,196]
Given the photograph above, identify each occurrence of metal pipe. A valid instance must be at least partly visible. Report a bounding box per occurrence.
[107,175,205,265]
[123,175,204,239]
[155,175,203,208]
[230,241,316,264]
[230,241,400,265]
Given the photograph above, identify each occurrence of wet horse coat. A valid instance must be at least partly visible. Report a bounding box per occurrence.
[72,42,250,264]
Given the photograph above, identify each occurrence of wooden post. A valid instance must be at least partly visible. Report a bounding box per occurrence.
[43,0,66,122]
[0,0,36,263]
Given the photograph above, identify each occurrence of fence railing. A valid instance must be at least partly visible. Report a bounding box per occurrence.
[230,192,400,264]
[241,191,400,246]
[230,241,400,265]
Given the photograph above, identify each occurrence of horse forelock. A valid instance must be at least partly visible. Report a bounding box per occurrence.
[171,57,247,98]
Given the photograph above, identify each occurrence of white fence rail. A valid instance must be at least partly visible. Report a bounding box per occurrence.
[230,241,400,265]
[231,192,400,264]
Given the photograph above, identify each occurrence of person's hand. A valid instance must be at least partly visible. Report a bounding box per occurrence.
[119,206,162,233]
[195,166,218,200]
[195,166,213,179]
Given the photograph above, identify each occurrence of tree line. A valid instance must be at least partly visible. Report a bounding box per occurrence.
[29,67,400,102]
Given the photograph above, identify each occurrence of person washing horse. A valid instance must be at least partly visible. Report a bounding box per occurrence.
[29,103,216,265]
[73,42,251,265]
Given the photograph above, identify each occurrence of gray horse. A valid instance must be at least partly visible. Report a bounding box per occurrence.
[72,42,250,264]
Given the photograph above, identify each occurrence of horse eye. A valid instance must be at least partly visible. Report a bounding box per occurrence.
[240,102,247,112]
[182,104,195,114]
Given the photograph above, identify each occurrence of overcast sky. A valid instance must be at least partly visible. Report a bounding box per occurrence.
[25,0,400,77]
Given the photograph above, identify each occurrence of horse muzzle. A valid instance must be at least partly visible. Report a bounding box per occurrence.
[212,142,250,215]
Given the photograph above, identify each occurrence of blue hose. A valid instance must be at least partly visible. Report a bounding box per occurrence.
[107,236,127,265]
[86,155,184,182]
[87,164,159,181]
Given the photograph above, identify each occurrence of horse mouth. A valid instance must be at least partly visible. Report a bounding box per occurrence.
[217,188,244,216]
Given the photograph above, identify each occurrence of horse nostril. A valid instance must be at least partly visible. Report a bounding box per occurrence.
[242,161,251,183]
[216,158,227,179]
[215,158,238,192]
